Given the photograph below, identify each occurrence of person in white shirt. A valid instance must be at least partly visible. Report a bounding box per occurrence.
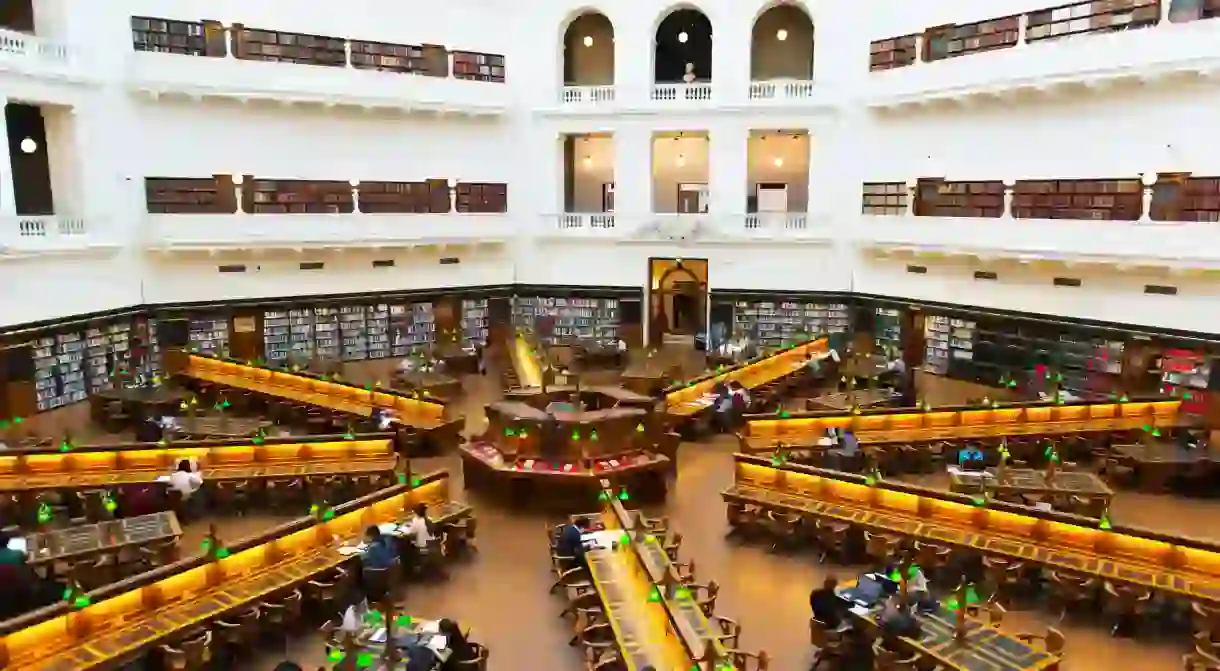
[158,415,179,432]
[616,339,627,353]
[375,408,396,431]
[168,458,204,518]
[340,597,370,633]
[407,503,433,549]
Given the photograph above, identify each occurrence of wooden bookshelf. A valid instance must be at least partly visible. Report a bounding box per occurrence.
[869,35,919,71]
[451,51,506,83]
[357,181,435,213]
[427,179,452,213]
[245,180,355,214]
[923,16,1020,62]
[1158,175,1220,222]
[231,24,347,66]
[914,180,1006,218]
[131,17,227,57]
[455,183,508,214]
[1168,0,1220,21]
[1012,178,1142,220]
[349,40,426,74]
[862,182,908,215]
[145,176,237,214]
[1026,0,1160,42]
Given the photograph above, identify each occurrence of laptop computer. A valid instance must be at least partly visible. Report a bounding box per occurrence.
[837,575,886,608]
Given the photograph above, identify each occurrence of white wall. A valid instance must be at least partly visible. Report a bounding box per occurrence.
[4,0,1220,337]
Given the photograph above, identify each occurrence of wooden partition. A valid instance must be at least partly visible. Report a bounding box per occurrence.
[664,338,827,417]
[746,399,1182,443]
[0,471,458,668]
[181,354,446,426]
[0,436,396,490]
[725,454,1220,604]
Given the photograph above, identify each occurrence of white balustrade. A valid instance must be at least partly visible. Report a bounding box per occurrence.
[561,85,616,105]
[555,213,616,230]
[744,212,808,231]
[650,83,713,102]
[748,79,817,101]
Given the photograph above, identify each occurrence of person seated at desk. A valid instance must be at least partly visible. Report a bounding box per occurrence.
[372,407,397,431]
[339,594,371,634]
[878,596,922,650]
[360,525,399,603]
[957,445,986,470]
[0,530,30,620]
[711,382,734,432]
[168,458,204,519]
[437,618,477,671]
[839,430,860,456]
[407,503,434,550]
[810,577,849,630]
[837,627,875,671]
[556,517,592,571]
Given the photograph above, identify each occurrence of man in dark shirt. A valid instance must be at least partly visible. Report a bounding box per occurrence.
[360,526,398,604]
[557,517,591,571]
[809,577,847,629]
[879,597,922,650]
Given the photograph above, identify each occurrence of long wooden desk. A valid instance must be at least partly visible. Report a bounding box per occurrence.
[745,399,1182,444]
[845,587,1059,671]
[664,338,827,418]
[722,454,1220,605]
[26,512,181,566]
[0,471,468,669]
[585,481,725,670]
[180,354,448,428]
[0,438,397,492]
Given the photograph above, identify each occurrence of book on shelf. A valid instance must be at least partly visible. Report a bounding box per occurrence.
[142,319,162,380]
[874,307,902,353]
[32,331,88,412]
[313,306,341,360]
[389,302,436,357]
[923,315,975,375]
[263,308,319,363]
[189,317,229,355]
[512,297,620,346]
[84,321,133,393]
[731,300,850,346]
[461,298,489,346]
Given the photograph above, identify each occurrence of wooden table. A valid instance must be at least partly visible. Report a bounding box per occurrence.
[584,493,725,670]
[846,591,1060,671]
[0,457,399,492]
[723,482,1220,603]
[3,486,472,670]
[174,416,273,438]
[391,370,461,401]
[805,388,900,412]
[25,511,181,565]
[1113,441,1219,465]
[665,339,827,418]
[947,468,1113,505]
[95,386,187,406]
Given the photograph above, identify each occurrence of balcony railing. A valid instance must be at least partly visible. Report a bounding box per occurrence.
[143,213,514,250]
[650,82,713,103]
[859,214,1220,266]
[0,28,80,81]
[557,213,616,230]
[561,85,615,106]
[0,216,107,255]
[748,79,817,101]
[744,212,808,231]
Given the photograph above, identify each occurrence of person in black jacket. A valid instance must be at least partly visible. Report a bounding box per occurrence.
[810,577,847,629]
[438,619,476,670]
[556,517,591,571]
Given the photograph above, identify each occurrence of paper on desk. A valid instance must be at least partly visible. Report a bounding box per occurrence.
[368,628,387,644]
[849,605,870,617]
[419,620,440,633]
[378,523,400,535]
[337,546,364,556]
[155,475,171,483]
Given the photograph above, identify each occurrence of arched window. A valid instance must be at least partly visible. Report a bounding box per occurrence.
[654,8,713,84]
[750,3,814,81]
[562,12,615,85]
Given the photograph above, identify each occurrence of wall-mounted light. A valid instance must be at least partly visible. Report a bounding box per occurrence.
[582,156,593,168]
[19,138,37,154]
[773,157,784,167]
[583,35,593,47]
[678,31,689,43]
[776,29,788,41]
[676,154,686,167]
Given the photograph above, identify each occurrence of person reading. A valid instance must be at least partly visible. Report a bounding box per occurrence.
[437,618,477,671]
[557,516,591,571]
[809,577,848,630]
[168,458,204,519]
[360,525,398,603]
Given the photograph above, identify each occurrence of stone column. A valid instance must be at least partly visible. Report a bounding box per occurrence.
[613,126,652,222]
[0,98,15,216]
[708,125,749,224]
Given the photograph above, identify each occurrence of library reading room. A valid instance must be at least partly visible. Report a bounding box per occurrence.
[5,0,1220,670]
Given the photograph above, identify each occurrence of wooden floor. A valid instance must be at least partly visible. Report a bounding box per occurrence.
[170,373,1207,671]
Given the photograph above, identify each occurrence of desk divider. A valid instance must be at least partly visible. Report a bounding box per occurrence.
[599,479,727,668]
[746,399,1182,443]
[664,338,827,412]
[0,470,454,667]
[0,437,395,479]
[181,354,447,426]
[728,454,1220,601]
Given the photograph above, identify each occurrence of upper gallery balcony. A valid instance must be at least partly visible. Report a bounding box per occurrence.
[866,0,1220,109]
[856,173,1220,268]
[551,5,827,116]
[127,17,508,115]
[0,1,87,93]
[0,215,115,258]
[141,175,513,252]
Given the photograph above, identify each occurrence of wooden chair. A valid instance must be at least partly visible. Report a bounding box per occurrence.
[447,517,478,556]
[663,531,683,560]
[260,588,304,636]
[723,649,768,670]
[674,558,696,585]
[987,602,1006,628]
[713,615,741,648]
[863,530,901,566]
[1047,570,1096,621]
[693,579,720,617]
[873,641,922,671]
[215,606,261,650]
[159,629,213,671]
[813,519,848,563]
[454,642,489,670]
[1103,580,1153,637]
[1016,626,1066,655]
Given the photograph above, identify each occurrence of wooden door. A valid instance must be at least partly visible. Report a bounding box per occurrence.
[229,311,263,362]
[903,310,925,369]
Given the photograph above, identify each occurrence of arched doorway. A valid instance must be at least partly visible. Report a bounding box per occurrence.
[648,258,708,344]
[750,2,814,81]
[654,7,713,83]
[562,11,615,85]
